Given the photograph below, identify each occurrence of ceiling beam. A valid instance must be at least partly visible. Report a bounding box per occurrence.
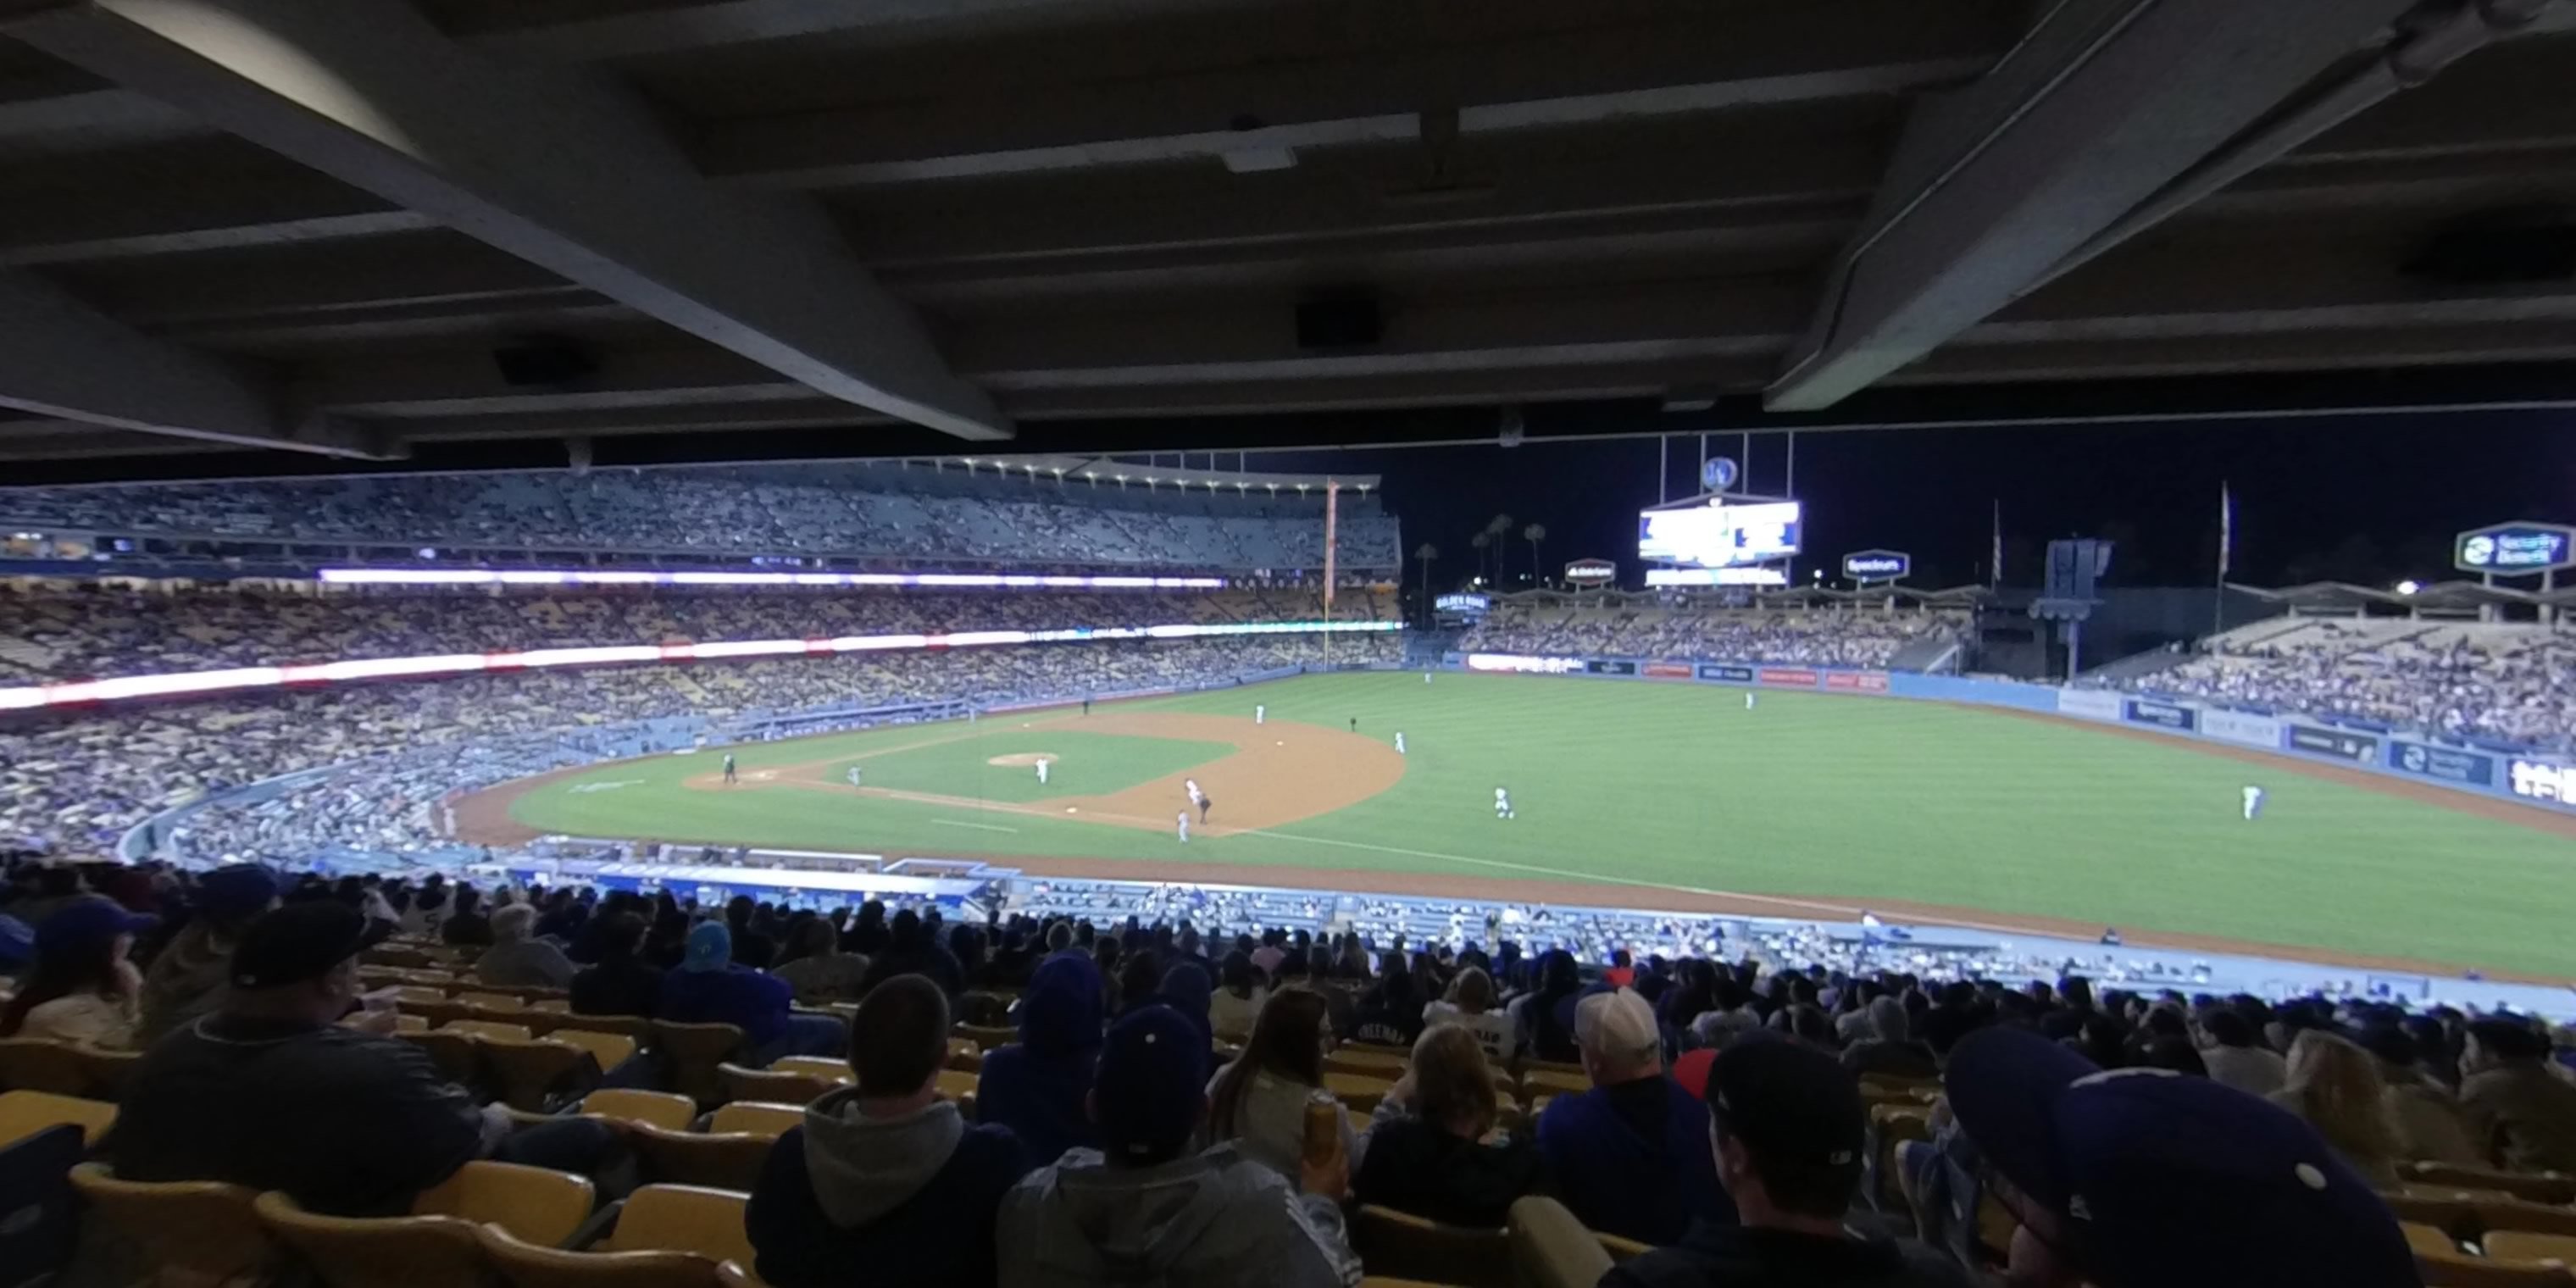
[1763,0,2423,412]
[0,267,393,457]
[448,0,1274,63]
[4,0,1008,441]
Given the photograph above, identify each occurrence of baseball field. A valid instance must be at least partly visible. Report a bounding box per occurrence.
[463,671,2576,980]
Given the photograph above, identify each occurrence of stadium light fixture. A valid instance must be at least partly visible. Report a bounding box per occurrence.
[2396,580,2421,595]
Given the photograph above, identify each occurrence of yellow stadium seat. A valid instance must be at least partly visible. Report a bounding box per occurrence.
[0,1036,92,1096]
[579,1090,700,1133]
[1323,1072,1394,1114]
[1507,1196,1617,1288]
[716,1063,838,1107]
[765,1056,850,1084]
[934,1069,979,1102]
[2407,1163,2576,1208]
[946,1038,983,1071]
[706,1102,803,1136]
[456,993,528,1013]
[400,1030,485,1086]
[607,1185,758,1267]
[652,1023,745,1107]
[530,1000,574,1014]
[2413,1246,2574,1288]
[2487,1230,2576,1268]
[443,1020,537,1043]
[70,1163,273,1287]
[414,1160,597,1245]
[1521,1069,1590,1099]
[2405,1221,2463,1257]
[628,1124,774,1192]
[954,1024,1016,1052]
[479,1225,715,1288]
[396,1013,431,1033]
[480,1037,602,1113]
[550,1030,639,1074]
[1352,1204,1514,1288]
[0,1089,116,1146]
[258,1162,593,1288]
[714,1261,767,1288]
[547,1014,653,1044]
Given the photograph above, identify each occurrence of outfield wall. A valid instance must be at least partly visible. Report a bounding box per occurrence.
[1446,651,2576,819]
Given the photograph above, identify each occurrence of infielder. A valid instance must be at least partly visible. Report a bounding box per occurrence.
[1185,778,1203,807]
[1198,795,1213,824]
[1176,810,1191,842]
[1494,787,1514,819]
[845,765,863,788]
[2241,784,2265,820]
[1036,758,1050,786]
[722,752,737,785]
[1255,703,1266,724]
[1395,731,1407,755]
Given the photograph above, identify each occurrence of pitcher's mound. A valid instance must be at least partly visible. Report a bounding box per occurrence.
[987,752,1056,767]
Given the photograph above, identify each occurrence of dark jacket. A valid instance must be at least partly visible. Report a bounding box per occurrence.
[858,939,965,998]
[997,1143,1359,1288]
[1353,1115,1547,1229]
[570,956,664,1019]
[747,1088,1030,1288]
[1536,1075,1729,1246]
[975,953,1103,1165]
[660,963,795,1048]
[110,1014,485,1217]
[1602,1221,1976,1288]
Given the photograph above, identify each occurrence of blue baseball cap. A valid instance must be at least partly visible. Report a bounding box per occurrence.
[36,897,155,956]
[682,921,731,972]
[1093,1004,1208,1163]
[1946,1026,2416,1288]
[197,865,280,921]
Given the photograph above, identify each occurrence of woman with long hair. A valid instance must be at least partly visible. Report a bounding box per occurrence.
[1210,950,1268,1043]
[1352,951,1424,1047]
[2270,1030,2407,1185]
[1,898,152,1048]
[1519,950,1585,1063]
[1205,987,1352,1185]
[1353,1023,1546,1226]
[1423,965,1518,1062]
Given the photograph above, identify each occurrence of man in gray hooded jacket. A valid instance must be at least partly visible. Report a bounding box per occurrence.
[997,1002,1363,1288]
[747,974,1030,1288]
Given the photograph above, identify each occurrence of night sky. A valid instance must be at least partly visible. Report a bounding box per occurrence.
[1258,408,2576,592]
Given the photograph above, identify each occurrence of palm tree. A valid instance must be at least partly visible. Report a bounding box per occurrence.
[1469,531,1491,586]
[1523,523,1546,586]
[1413,543,1439,624]
[1485,514,1514,582]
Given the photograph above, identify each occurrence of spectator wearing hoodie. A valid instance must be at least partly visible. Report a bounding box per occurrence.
[1354,1023,1546,1227]
[1515,950,1585,1062]
[138,865,277,1046]
[1604,1037,1972,1288]
[569,913,663,1020]
[857,910,964,997]
[748,975,1030,1288]
[1536,987,1728,1245]
[997,1004,1361,1288]
[2457,1019,2576,1174]
[976,953,1105,1165]
[1840,997,1940,1080]
[659,924,844,1065]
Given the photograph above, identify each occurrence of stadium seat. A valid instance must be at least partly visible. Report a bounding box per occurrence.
[1507,1196,1616,1288]
[945,1037,982,1071]
[627,1124,773,1191]
[0,1124,83,1284]
[2488,1231,2576,1268]
[0,1089,116,1146]
[549,1030,640,1076]
[651,1023,745,1106]
[396,1014,432,1033]
[479,1230,713,1288]
[606,1185,758,1267]
[0,1037,92,1096]
[1327,1049,1407,1077]
[955,1023,1017,1052]
[480,1037,604,1113]
[530,1000,574,1014]
[706,1102,803,1136]
[1521,1069,1590,1099]
[400,1030,485,1087]
[445,1020,538,1043]
[258,1162,595,1288]
[2479,1200,2576,1240]
[479,1185,753,1288]
[2413,1246,2575,1288]
[1351,1204,1514,1288]
[456,993,529,1013]
[765,1056,849,1083]
[2407,1222,2466,1256]
[2408,1163,2576,1208]
[69,1163,275,1287]
[933,1069,979,1102]
[580,1090,700,1133]
[549,1014,653,1044]
[715,1063,837,1107]
[714,1260,767,1288]
[1323,1072,1394,1113]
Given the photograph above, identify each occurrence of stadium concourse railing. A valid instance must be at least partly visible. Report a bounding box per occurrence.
[1444,652,2576,819]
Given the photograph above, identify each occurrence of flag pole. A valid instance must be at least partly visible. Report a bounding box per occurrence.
[2213,481,2231,640]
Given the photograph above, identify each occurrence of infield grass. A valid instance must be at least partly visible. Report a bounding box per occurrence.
[510,671,2576,975]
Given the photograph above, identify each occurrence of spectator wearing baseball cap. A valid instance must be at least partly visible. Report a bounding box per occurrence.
[996,1003,1362,1288]
[2457,1017,2576,1174]
[1535,987,1727,1246]
[1605,1037,1973,1288]
[1940,1025,2417,1288]
[138,865,280,1045]
[658,921,846,1065]
[110,900,628,1217]
[0,897,154,1048]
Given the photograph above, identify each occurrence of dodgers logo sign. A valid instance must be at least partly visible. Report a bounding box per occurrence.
[1702,457,1738,491]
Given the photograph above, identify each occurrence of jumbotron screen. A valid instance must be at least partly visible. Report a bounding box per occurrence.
[1637,498,1802,569]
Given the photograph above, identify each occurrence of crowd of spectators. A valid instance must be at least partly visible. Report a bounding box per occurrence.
[8,857,2569,1288]
[0,584,1394,680]
[2119,618,2576,749]
[0,630,1400,862]
[1459,601,1968,669]
[0,464,1404,571]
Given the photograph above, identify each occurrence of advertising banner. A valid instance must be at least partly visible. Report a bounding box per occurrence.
[2508,759,2576,807]
[1699,664,1755,682]
[2201,709,2284,750]
[1824,671,1891,692]
[1642,663,1694,679]
[2056,689,2125,722]
[1464,653,1584,675]
[1757,668,1820,687]
[1564,558,1617,586]
[2387,741,2496,786]
[2287,724,2378,763]
[1585,659,1639,676]
[2124,699,2196,731]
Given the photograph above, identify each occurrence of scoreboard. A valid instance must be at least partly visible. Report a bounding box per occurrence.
[1638,497,1802,569]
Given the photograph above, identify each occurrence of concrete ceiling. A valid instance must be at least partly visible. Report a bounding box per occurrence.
[0,0,2572,478]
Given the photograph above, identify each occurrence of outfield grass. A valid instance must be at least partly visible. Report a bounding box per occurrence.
[509,672,2576,975]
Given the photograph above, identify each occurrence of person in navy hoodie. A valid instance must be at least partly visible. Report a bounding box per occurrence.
[976,952,1105,1163]
[747,974,1030,1288]
[1535,986,1730,1244]
[658,922,844,1065]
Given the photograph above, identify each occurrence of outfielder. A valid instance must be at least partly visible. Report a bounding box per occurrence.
[1494,787,1514,819]
[1176,810,1191,842]
[1036,758,1050,786]
[2241,784,2265,820]
[846,765,863,788]
[1746,691,1757,711]
[722,752,737,785]
[1395,731,1407,755]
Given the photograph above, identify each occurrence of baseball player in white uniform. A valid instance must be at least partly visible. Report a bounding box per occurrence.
[1176,810,1191,842]
[1394,731,1407,755]
[1746,691,1757,711]
[1255,704,1266,724]
[2241,784,2265,820]
[1494,787,1514,819]
[1185,778,1203,807]
[846,765,863,788]
[1036,758,1050,785]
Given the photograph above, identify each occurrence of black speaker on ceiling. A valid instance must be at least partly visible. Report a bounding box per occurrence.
[1295,292,1382,349]
[492,336,599,386]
